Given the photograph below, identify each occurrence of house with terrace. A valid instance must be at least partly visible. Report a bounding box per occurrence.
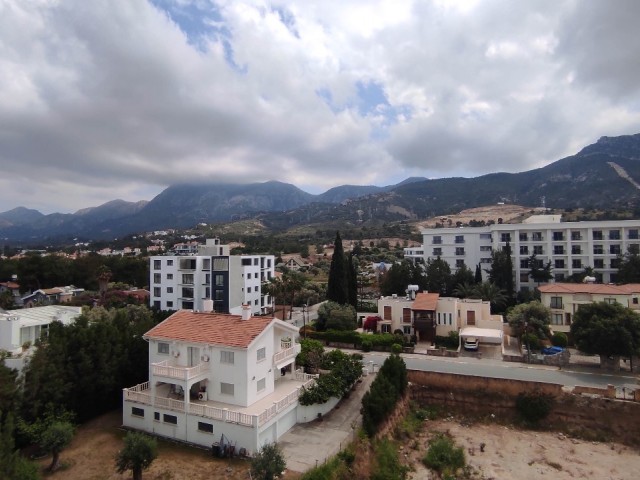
[122,306,319,453]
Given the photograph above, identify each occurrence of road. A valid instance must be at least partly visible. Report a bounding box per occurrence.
[360,351,638,389]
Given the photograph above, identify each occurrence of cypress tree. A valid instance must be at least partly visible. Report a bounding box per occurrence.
[347,253,358,309]
[474,263,482,284]
[327,231,348,304]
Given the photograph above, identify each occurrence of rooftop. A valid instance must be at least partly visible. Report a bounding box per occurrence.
[538,283,640,295]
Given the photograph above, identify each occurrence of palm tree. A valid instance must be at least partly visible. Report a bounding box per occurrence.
[262,277,285,319]
[452,282,477,299]
[281,271,306,320]
[473,282,508,313]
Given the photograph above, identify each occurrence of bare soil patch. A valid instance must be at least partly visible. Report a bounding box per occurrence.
[415,205,543,229]
[407,418,640,479]
[35,411,301,480]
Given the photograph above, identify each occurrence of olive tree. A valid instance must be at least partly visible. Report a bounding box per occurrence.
[115,431,158,480]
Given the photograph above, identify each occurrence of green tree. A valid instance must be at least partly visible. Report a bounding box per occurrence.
[379,261,415,296]
[452,282,476,299]
[571,302,640,366]
[250,443,286,480]
[424,257,452,295]
[326,232,348,304]
[347,253,358,309]
[40,421,74,472]
[115,431,158,480]
[0,290,15,309]
[527,254,553,285]
[507,301,551,339]
[474,282,508,313]
[281,271,305,320]
[616,248,640,283]
[451,263,474,292]
[262,277,286,318]
[296,339,325,373]
[316,301,356,331]
[0,413,40,480]
[474,263,482,284]
[487,242,514,301]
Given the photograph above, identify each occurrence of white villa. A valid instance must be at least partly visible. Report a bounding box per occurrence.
[122,306,322,453]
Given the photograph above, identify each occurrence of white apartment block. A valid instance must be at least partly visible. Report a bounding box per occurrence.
[406,216,640,292]
[150,238,275,315]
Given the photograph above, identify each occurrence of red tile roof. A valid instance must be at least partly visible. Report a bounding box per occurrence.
[412,292,439,311]
[144,310,274,348]
[537,283,640,295]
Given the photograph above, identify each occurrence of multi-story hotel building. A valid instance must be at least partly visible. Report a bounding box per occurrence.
[405,215,640,292]
[150,238,275,315]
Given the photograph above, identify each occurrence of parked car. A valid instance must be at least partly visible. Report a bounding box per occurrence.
[542,346,563,355]
[463,337,479,351]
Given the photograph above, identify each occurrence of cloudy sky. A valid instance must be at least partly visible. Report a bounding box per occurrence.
[1,0,640,214]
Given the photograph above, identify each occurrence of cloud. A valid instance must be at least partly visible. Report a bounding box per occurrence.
[0,0,640,213]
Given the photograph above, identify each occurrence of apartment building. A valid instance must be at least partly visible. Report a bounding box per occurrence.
[405,215,640,291]
[149,238,275,315]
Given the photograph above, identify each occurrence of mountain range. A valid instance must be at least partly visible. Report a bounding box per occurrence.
[2,133,640,243]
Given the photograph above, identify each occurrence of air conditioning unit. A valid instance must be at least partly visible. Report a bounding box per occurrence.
[172,350,180,358]
[197,391,208,401]
[201,354,210,362]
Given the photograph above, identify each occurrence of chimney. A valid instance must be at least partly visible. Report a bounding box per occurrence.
[241,303,251,321]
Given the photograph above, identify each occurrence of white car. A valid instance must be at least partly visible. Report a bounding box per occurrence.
[463,338,479,351]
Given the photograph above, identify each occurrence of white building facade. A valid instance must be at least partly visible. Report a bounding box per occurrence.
[150,238,275,315]
[122,308,324,454]
[406,216,640,292]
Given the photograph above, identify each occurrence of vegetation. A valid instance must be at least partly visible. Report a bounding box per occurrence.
[115,431,158,480]
[551,332,568,348]
[422,433,466,478]
[616,248,640,283]
[515,391,555,425]
[570,301,640,365]
[487,242,514,306]
[379,260,426,296]
[434,331,460,350]
[250,442,286,480]
[39,421,74,472]
[327,231,349,305]
[507,301,552,341]
[299,349,363,405]
[315,301,357,331]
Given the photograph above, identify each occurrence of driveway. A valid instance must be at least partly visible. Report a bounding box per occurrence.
[279,372,374,473]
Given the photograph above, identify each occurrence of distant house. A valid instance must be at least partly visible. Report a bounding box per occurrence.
[0,305,82,371]
[281,255,309,271]
[0,281,22,307]
[122,307,325,453]
[377,292,503,346]
[538,283,640,333]
[22,286,85,307]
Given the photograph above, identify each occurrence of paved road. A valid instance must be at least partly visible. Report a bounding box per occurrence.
[361,351,639,389]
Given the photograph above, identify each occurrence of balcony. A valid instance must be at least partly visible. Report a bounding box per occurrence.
[273,344,301,368]
[151,360,209,381]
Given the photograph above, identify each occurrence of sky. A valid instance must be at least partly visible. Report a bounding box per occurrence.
[1,0,640,214]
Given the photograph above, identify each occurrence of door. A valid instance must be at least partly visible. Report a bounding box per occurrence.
[188,346,200,367]
[466,311,476,326]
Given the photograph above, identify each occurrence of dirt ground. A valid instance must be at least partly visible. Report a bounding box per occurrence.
[34,411,301,480]
[416,205,543,229]
[407,418,640,480]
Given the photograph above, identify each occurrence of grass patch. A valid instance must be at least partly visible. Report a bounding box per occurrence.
[422,433,466,478]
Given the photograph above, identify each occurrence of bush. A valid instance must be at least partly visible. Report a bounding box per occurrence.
[391,343,403,354]
[361,340,372,352]
[515,391,554,425]
[422,434,466,477]
[551,332,568,348]
[435,331,460,350]
[522,332,541,351]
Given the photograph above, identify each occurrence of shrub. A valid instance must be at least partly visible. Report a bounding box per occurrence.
[422,434,466,477]
[515,391,554,425]
[361,340,372,352]
[522,332,541,351]
[363,316,380,331]
[551,332,568,348]
[435,331,460,350]
[391,343,403,354]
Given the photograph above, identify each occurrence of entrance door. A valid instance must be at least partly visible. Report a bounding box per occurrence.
[466,311,476,326]
[188,346,200,367]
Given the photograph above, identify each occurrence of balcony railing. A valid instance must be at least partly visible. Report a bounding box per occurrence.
[273,345,299,365]
[151,360,208,381]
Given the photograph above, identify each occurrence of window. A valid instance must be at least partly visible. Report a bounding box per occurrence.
[402,308,411,323]
[154,412,160,421]
[572,259,582,269]
[214,290,224,301]
[610,273,618,283]
[220,351,234,364]
[167,301,173,308]
[532,232,543,241]
[553,232,564,241]
[182,274,194,284]
[381,324,391,333]
[519,232,528,241]
[501,233,511,242]
[163,414,178,425]
[131,407,144,417]
[630,244,640,254]
[202,259,211,270]
[554,273,565,281]
[555,259,565,269]
[220,383,234,395]
[519,245,529,255]
[214,274,224,286]
[154,260,161,270]
[181,287,193,298]
[480,246,492,252]
[182,301,193,309]
[519,273,529,282]
[550,297,563,309]
[242,258,252,266]
[552,314,563,325]
[533,246,543,255]
[571,246,582,254]
[254,258,259,265]
[520,259,529,268]
[571,232,582,240]
[247,287,252,293]
[166,287,173,293]
[610,245,621,255]
[603,297,616,304]
[167,260,173,266]
[213,258,229,271]
[432,248,442,256]
[257,347,266,361]
[455,247,465,256]
[198,422,214,433]
[153,287,161,297]
[553,246,564,255]
[383,306,392,320]
[153,301,161,309]
[153,273,161,284]
[594,259,604,268]
[629,229,639,240]
[593,245,603,255]
[633,298,639,305]
[593,230,603,240]
[455,259,464,267]
[158,342,169,354]
[167,273,173,280]
[609,230,620,240]
[432,236,442,244]
[611,258,620,268]
[257,378,266,392]
[455,235,465,244]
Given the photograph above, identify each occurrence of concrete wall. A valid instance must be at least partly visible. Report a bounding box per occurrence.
[297,396,340,423]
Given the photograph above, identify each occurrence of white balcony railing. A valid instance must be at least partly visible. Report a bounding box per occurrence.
[273,345,298,365]
[151,360,208,381]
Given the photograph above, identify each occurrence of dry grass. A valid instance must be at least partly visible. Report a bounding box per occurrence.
[34,411,300,480]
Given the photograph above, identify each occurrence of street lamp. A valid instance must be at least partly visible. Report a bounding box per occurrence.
[302,304,307,339]
[524,320,531,364]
